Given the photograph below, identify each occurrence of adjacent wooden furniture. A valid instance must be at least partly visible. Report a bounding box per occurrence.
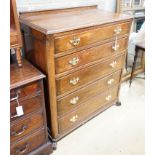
[116,0,145,81]
[10,0,23,67]
[129,44,145,86]
[20,6,132,140]
[10,60,53,154]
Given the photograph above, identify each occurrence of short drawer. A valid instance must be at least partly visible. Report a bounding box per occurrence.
[55,37,128,74]
[10,96,42,122]
[10,82,42,101]
[10,128,46,155]
[54,22,131,53]
[58,85,119,134]
[56,55,125,96]
[57,70,121,116]
[11,110,44,143]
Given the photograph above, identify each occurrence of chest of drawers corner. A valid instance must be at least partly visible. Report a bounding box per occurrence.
[20,6,132,140]
[10,60,53,155]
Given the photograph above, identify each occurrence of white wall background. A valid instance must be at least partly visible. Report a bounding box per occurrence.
[17,0,116,13]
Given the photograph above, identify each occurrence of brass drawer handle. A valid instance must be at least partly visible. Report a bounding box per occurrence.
[114,27,122,34]
[69,57,79,66]
[70,115,78,123]
[70,37,81,46]
[109,61,117,68]
[10,91,20,102]
[69,77,79,85]
[15,143,30,154]
[11,125,28,137]
[105,95,112,101]
[70,96,79,105]
[112,43,120,51]
[10,113,19,119]
[107,79,115,85]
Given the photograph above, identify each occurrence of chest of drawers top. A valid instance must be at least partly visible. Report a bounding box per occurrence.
[10,60,45,90]
[20,5,132,35]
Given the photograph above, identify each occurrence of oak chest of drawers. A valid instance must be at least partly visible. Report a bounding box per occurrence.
[20,6,132,140]
[10,60,53,154]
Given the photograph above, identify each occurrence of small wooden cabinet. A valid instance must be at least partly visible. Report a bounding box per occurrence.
[20,6,132,140]
[10,60,53,154]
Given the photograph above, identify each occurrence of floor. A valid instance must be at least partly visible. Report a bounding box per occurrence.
[52,78,145,155]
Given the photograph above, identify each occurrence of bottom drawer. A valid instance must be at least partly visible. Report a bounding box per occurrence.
[11,128,46,155]
[58,85,119,134]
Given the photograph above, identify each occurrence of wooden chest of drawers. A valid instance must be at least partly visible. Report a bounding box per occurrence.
[20,6,132,140]
[10,60,53,154]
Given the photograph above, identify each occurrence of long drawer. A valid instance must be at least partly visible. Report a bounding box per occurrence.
[56,54,125,96]
[10,95,42,122]
[57,70,121,116]
[54,22,130,53]
[58,85,119,134]
[10,128,46,155]
[11,110,44,143]
[55,37,128,74]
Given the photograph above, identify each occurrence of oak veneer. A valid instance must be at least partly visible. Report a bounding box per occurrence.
[57,70,121,116]
[56,54,124,96]
[58,85,119,134]
[20,6,132,140]
[55,37,128,74]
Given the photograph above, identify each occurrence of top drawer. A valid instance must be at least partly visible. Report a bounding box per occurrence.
[54,22,131,53]
[10,82,42,102]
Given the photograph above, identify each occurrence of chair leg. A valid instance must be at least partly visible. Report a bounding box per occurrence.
[129,46,139,87]
[16,48,22,67]
[125,53,128,71]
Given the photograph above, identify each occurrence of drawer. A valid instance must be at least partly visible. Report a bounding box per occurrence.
[10,96,42,122]
[56,55,125,96]
[11,110,44,143]
[54,22,131,53]
[57,70,121,116]
[55,37,128,74]
[58,85,119,134]
[11,128,46,155]
[10,82,42,101]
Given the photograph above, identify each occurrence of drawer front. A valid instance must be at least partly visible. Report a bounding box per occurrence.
[10,82,42,101]
[58,70,121,116]
[58,85,119,134]
[11,128,46,155]
[54,22,130,53]
[11,110,44,143]
[56,55,125,96]
[55,37,128,74]
[10,96,42,122]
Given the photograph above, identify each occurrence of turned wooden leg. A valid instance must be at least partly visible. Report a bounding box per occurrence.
[16,48,22,67]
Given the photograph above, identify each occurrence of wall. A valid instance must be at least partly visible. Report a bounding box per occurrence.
[17,0,116,12]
